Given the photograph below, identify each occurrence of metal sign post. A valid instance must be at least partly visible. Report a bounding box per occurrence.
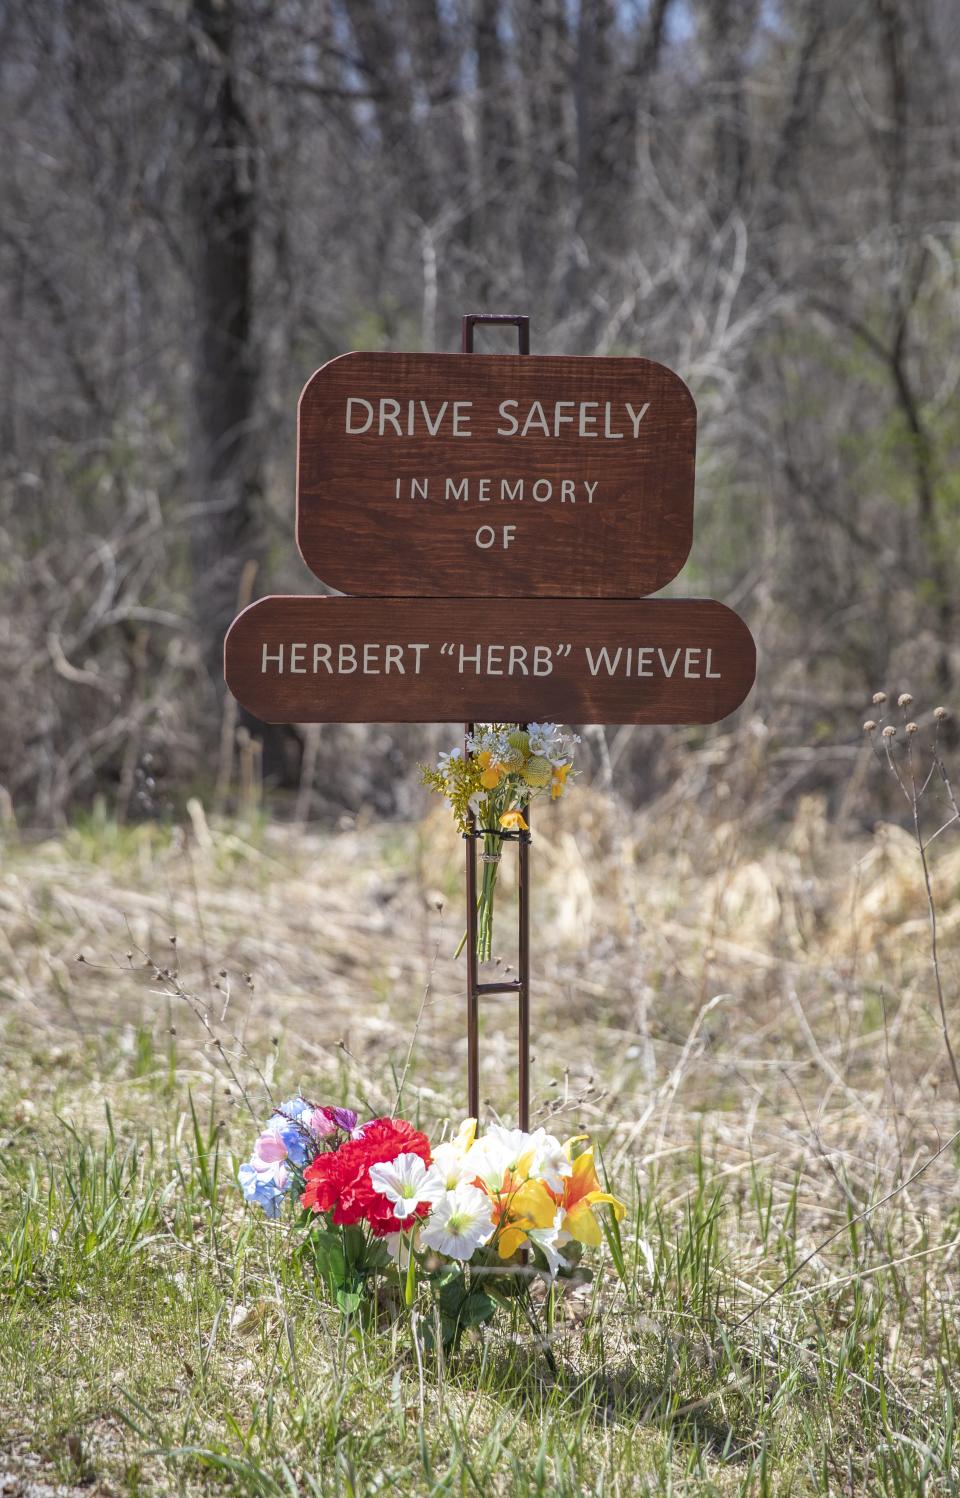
[463,723,532,1130]
[461,316,532,1130]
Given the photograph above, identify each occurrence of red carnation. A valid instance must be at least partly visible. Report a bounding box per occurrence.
[301,1117,431,1236]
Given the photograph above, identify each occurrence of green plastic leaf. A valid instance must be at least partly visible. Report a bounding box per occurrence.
[458,1291,497,1328]
[437,1272,468,1319]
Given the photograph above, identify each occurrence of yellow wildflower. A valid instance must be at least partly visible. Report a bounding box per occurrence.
[551,763,571,799]
[499,809,529,832]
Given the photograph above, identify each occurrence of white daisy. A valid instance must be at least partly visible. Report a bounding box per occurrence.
[419,1183,495,1261]
[368,1152,433,1220]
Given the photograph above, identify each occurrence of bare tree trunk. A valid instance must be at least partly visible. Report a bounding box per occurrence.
[474,0,515,287]
[182,0,262,685]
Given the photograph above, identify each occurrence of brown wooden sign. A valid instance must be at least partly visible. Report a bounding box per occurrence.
[297,353,696,598]
[225,596,755,725]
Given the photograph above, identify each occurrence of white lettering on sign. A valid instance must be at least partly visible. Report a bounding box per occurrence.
[585,646,722,679]
[439,643,574,676]
[259,640,723,683]
[394,476,599,503]
[346,397,655,440]
[261,643,430,675]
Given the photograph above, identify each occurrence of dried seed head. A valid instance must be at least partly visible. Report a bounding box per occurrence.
[898,693,913,707]
[905,722,918,734]
[872,692,887,705]
[863,720,877,733]
[934,706,948,721]
[882,726,897,738]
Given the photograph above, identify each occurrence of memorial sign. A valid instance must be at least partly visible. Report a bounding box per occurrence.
[224,596,755,726]
[225,311,757,1129]
[296,352,696,597]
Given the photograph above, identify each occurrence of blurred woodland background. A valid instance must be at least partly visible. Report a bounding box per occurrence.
[2,0,960,824]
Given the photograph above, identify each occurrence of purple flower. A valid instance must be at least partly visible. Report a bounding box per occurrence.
[326,1107,359,1134]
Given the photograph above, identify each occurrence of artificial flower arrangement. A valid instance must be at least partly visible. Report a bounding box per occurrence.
[422,722,579,961]
[239,1096,625,1349]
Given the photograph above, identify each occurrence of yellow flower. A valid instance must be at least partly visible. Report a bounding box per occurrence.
[492,1177,557,1259]
[476,749,508,789]
[499,809,529,832]
[555,1145,626,1247]
[550,763,571,800]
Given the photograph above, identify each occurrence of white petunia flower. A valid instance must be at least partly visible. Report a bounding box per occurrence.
[528,1134,572,1193]
[424,1145,473,1198]
[422,1117,478,1199]
[468,1124,544,1190]
[419,1183,495,1261]
[368,1152,433,1220]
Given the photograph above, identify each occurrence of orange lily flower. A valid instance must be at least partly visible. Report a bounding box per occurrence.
[555,1145,626,1247]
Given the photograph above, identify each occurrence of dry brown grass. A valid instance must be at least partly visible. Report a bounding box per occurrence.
[5,749,958,1221]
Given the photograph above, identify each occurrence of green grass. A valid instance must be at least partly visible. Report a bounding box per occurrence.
[1,1053,956,1496]
[1,801,959,1494]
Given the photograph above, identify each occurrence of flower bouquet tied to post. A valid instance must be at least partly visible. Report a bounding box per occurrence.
[239,1101,625,1350]
[422,722,579,961]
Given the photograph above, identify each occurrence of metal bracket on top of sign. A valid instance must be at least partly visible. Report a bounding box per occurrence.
[462,314,531,1130]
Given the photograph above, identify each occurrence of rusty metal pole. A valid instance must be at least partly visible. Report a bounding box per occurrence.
[517,789,530,1131]
[464,719,480,1120]
[461,315,531,1130]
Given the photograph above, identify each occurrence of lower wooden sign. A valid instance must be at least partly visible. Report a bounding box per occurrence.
[225,596,755,726]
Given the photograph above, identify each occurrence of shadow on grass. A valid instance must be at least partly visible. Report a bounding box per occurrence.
[448,1335,760,1465]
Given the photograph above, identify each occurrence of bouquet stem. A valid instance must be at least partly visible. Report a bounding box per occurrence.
[454,834,502,962]
[476,833,501,963]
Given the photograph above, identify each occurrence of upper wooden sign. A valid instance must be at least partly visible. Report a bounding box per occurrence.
[297,353,696,598]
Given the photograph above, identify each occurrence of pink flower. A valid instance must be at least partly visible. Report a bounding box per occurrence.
[308,1108,336,1139]
[254,1130,288,1163]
